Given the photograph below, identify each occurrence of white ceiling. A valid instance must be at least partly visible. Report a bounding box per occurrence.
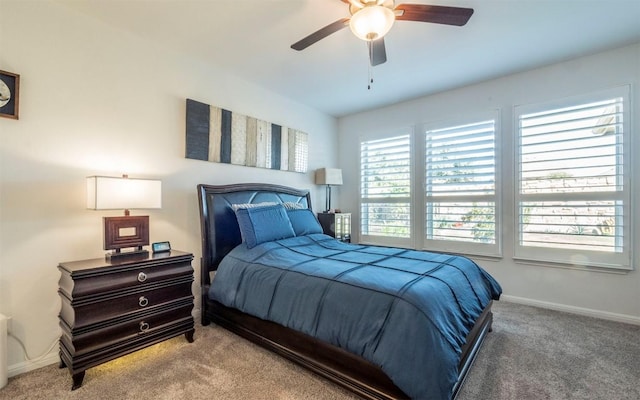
[57,0,640,118]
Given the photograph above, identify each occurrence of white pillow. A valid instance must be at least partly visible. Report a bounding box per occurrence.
[231,202,277,211]
[282,202,306,210]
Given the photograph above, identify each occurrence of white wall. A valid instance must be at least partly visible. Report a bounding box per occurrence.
[338,43,640,323]
[0,1,337,375]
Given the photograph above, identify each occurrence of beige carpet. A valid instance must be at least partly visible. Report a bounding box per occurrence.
[1,301,638,400]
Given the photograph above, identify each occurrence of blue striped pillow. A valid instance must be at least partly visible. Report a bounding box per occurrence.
[234,204,295,248]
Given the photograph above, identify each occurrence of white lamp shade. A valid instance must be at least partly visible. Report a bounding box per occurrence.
[87,176,162,210]
[315,168,343,186]
[349,5,395,41]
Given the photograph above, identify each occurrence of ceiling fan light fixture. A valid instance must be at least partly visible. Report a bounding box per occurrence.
[349,5,395,41]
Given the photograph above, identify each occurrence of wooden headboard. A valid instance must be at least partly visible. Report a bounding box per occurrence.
[197,183,312,286]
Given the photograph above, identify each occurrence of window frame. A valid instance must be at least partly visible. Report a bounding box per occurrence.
[513,86,632,270]
[358,127,415,249]
[419,110,502,257]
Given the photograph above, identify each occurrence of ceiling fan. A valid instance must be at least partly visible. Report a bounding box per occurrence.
[291,0,474,67]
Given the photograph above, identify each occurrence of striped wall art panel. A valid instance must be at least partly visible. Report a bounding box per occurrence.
[185,98,309,173]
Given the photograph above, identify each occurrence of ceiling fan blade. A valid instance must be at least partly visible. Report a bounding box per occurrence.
[370,37,387,66]
[291,18,350,51]
[395,4,474,26]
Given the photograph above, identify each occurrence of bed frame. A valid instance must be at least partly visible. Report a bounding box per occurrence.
[197,183,493,399]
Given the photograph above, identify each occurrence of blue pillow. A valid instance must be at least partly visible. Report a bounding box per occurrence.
[235,204,295,249]
[287,208,323,236]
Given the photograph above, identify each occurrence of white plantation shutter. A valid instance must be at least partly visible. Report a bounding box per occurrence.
[515,86,630,269]
[360,135,412,244]
[423,117,499,255]
[426,120,495,196]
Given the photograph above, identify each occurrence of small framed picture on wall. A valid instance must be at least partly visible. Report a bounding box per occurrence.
[0,70,20,120]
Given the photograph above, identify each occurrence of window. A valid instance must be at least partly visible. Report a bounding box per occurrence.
[358,114,499,256]
[360,134,412,247]
[423,118,498,255]
[514,86,630,269]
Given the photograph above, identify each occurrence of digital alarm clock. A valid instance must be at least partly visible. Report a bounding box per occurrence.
[152,241,171,253]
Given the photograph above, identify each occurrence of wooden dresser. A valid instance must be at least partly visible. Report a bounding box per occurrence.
[58,250,194,390]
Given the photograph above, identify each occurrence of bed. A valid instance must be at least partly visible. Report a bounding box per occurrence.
[197,183,501,399]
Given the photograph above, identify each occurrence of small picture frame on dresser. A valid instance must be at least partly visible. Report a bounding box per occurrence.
[152,241,171,253]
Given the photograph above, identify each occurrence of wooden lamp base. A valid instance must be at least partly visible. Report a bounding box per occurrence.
[103,215,150,259]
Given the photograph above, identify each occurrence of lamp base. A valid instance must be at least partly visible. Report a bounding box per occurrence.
[106,247,149,261]
[103,215,150,253]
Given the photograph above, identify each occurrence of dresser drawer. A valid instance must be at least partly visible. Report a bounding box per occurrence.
[59,253,193,299]
[59,278,193,330]
[60,300,193,357]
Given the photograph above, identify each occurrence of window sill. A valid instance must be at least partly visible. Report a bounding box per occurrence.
[512,257,632,275]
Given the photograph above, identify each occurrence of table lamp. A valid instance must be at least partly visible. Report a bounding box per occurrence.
[87,175,161,259]
[315,168,343,212]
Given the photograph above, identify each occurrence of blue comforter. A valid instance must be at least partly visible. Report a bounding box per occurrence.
[209,234,502,399]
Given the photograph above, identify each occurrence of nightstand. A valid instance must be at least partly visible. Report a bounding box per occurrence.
[58,250,194,390]
[318,212,351,242]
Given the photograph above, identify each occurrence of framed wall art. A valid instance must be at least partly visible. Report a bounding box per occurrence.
[185,98,309,173]
[0,70,20,120]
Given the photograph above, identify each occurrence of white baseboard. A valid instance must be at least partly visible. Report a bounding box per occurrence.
[8,350,59,378]
[501,295,640,326]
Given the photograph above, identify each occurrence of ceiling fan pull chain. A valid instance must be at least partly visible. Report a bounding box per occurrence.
[367,41,373,90]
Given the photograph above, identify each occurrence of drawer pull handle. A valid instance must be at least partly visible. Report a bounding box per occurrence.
[137,272,147,283]
[138,296,149,307]
[139,321,150,333]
